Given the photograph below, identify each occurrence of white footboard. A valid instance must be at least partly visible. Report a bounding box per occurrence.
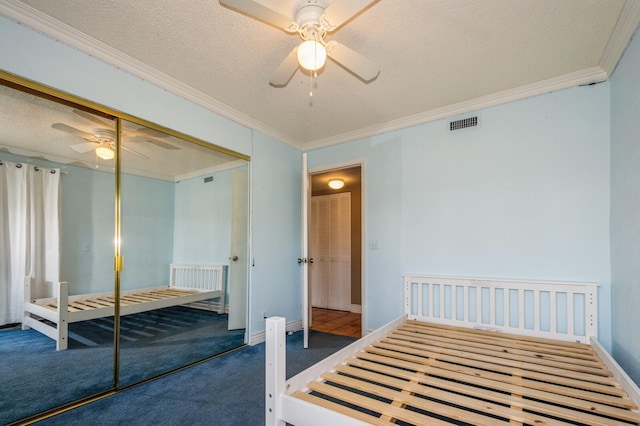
[23,277,70,350]
[404,274,599,343]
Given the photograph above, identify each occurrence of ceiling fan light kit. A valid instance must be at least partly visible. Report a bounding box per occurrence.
[297,40,326,71]
[220,0,380,88]
[95,143,115,160]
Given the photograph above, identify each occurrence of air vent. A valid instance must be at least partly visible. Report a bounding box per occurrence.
[204,176,214,183]
[450,116,478,131]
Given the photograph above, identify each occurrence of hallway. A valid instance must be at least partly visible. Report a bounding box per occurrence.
[310,308,361,338]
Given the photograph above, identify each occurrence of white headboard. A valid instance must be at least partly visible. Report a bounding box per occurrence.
[404,275,598,343]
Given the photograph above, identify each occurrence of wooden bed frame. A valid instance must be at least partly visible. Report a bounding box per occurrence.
[266,275,640,426]
[22,263,226,350]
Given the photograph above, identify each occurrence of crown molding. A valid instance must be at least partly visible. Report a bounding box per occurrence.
[0,0,299,149]
[302,66,609,151]
[599,0,640,76]
[1,1,633,153]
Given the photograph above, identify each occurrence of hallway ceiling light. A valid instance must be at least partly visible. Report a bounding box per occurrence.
[328,179,344,190]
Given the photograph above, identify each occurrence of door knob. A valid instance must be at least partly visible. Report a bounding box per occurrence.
[308,258,314,264]
[230,255,239,262]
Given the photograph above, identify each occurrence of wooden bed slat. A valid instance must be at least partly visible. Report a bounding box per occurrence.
[401,321,596,357]
[384,332,610,376]
[307,381,477,426]
[292,392,396,426]
[369,341,621,391]
[338,360,640,424]
[355,350,634,409]
[323,370,583,426]
[288,321,640,426]
[396,325,602,365]
[389,329,605,375]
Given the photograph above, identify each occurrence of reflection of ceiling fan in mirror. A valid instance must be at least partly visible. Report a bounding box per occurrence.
[219,0,380,86]
[51,110,179,160]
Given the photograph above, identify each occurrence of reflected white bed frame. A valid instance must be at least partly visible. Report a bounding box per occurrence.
[266,274,640,426]
[22,263,226,350]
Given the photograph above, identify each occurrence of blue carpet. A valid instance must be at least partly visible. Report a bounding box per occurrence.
[0,306,245,425]
[33,330,356,426]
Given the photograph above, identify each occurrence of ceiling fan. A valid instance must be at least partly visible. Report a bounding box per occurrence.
[220,0,380,86]
[52,110,179,160]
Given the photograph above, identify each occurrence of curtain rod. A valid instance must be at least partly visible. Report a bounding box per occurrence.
[0,160,68,175]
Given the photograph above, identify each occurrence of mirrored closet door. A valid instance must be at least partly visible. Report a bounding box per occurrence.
[0,81,117,423]
[118,119,249,386]
[0,75,250,424]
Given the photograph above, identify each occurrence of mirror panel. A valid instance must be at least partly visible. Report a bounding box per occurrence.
[0,83,116,423]
[0,78,250,422]
[117,120,248,386]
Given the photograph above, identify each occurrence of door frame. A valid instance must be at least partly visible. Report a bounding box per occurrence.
[307,158,366,337]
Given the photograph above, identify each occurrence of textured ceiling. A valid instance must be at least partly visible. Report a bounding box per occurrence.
[3,0,639,150]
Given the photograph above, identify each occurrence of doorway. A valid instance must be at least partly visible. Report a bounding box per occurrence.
[308,165,362,338]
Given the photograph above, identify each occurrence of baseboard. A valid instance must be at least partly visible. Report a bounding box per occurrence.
[250,319,302,345]
[185,301,228,314]
[350,304,362,314]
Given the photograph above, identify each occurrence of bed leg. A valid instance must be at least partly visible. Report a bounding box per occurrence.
[22,276,32,330]
[266,317,286,426]
[56,282,69,351]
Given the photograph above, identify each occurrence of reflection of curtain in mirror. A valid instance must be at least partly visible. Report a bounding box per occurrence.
[0,161,60,325]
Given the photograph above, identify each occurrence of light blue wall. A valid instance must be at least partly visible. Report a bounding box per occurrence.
[173,170,232,264]
[610,28,640,384]
[1,15,304,337]
[309,85,612,349]
[120,173,175,291]
[61,165,115,294]
[0,153,176,294]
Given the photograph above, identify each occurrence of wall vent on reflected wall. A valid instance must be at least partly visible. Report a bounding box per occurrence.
[450,116,478,131]
[204,176,214,183]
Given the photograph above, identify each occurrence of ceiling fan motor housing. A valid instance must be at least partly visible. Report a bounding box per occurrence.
[295,0,327,40]
[93,128,116,142]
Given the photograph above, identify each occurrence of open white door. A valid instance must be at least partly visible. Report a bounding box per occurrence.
[301,153,310,348]
[228,167,248,331]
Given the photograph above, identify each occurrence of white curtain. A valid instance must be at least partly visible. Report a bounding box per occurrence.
[0,161,60,326]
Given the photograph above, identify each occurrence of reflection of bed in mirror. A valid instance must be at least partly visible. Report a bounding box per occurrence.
[267,275,640,426]
[22,264,226,350]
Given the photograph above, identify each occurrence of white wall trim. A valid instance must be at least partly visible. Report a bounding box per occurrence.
[599,0,640,76]
[590,337,640,408]
[0,1,628,152]
[250,319,302,345]
[350,304,362,314]
[302,66,609,150]
[0,0,298,149]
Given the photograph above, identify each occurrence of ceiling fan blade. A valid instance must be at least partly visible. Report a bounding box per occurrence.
[322,0,377,30]
[52,123,93,139]
[70,142,98,154]
[219,0,292,30]
[127,136,180,150]
[132,127,169,138]
[122,145,150,160]
[270,47,299,87]
[327,41,380,82]
[73,109,114,127]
